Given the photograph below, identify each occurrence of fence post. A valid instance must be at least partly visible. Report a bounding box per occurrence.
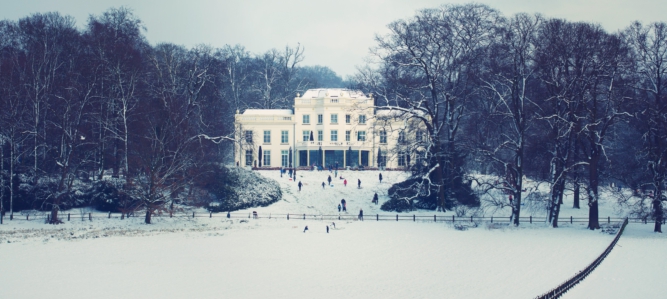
[68,213,70,221]
[89,213,92,221]
[27,215,29,220]
[396,214,398,221]
[170,211,173,218]
[530,216,532,224]
[338,215,340,220]
[470,216,473,222]
[287,213,289,220]
[377,214,379,221]
[452,215,455,222]
[491,216,493,223]
[193,212,196,218]
[47,214,50,222]
[413,215,416,222]
[571,216,573,224]
[303,214,305,220]
[210,212,212,218]
[227,212,230,218]
[10,213,12,220]
[434,215,437,222]
[608,216,610,224]
[108,212,111,219]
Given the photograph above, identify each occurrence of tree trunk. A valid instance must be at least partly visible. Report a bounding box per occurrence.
[573,180,580,209]
[588,152,601,230]
[145,209,152,224]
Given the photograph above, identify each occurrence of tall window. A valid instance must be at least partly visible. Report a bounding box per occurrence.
[398,152,406,166]
[345,114,351,124]
[331,114,338,123]
[263,150,271,166]
[331,130,338,141]
[318,130,323,141]
[359,115,366,124]
[357,131,366,141]
[416,130,423,142]
[379,131,387,144]
[345,131,351,141]
[281,130,289,143]
[245,150,253,166]
[263,130,271,143]
[303,114,310,124]
[303,130,310,141]
[398,131,405,143]
[244,130,253,143]
[281,150,288,167]
[317,114,323,124]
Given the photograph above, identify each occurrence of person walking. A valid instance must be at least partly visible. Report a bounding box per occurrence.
[298,181,303,191]
[379,173,383,183]
[372,193,379,205]
[338,204,341,212]
[327,175,332,186]
[344,179,347,187]
[322,182,326,189]
[357,179,361,189]
[341,199,347,212]
[326,225,329,233]
[358,209,363,221]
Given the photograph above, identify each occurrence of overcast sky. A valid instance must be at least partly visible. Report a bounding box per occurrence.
[2,0,666,77]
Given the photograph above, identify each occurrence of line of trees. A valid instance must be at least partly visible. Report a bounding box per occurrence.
[0,7,345,224]
[353,4,667,232]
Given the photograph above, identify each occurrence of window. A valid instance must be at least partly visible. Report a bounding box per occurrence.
[398,131,405,143]
[357,131,366,141]
[416,130,423,142]
[359,115,366,124]
[281,150,288,167]
[398,152,406,167]
[345,131,351,142]
[318,130,323,141]
[263,130,271,143]
[331,114,338,124]
[303,130,310,141]
[317,114,323,124]
[331,130,338,141]
[281,130,289,143]
[245,150,253,166]
[345,114,351,124]
[244,130,253,143]
[379,131,387,144]
[263,150,271,166]
[303,114,310,124]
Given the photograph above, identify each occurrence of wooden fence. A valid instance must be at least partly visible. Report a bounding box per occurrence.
[534,218,629,299]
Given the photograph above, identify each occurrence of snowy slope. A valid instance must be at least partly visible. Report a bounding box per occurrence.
[0,169,664,299]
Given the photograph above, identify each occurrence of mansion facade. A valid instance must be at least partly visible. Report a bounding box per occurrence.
[234,88,420,169]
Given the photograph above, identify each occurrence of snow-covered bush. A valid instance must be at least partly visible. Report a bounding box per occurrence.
[204,166,281,212]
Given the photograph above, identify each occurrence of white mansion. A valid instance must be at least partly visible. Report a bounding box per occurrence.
[234,88,419,169]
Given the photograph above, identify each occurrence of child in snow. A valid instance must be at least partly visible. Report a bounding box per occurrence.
[298,181,303,191]
[344,179,347,187]
[303,225,309,233]
[338,204,342,212]
[322,182,326,189]
[372,193,379,205]
[331,222,336,229]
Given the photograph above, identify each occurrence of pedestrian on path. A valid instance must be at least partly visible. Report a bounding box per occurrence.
[338,204,341,212]
[358,209,363,221]
[326,225,329,233]
[298,181,303,191]
[372,193,378,205]
[358,179,361,189]
[328,175,332,186]
[379,173,383,183]
[344,179,347,187]
[322,182,326,189]
[341,199,347,212]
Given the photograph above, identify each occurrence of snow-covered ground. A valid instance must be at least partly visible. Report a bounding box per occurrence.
[0,169,664,299]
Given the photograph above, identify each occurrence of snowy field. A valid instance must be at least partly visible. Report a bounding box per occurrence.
[0,169,665,299]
